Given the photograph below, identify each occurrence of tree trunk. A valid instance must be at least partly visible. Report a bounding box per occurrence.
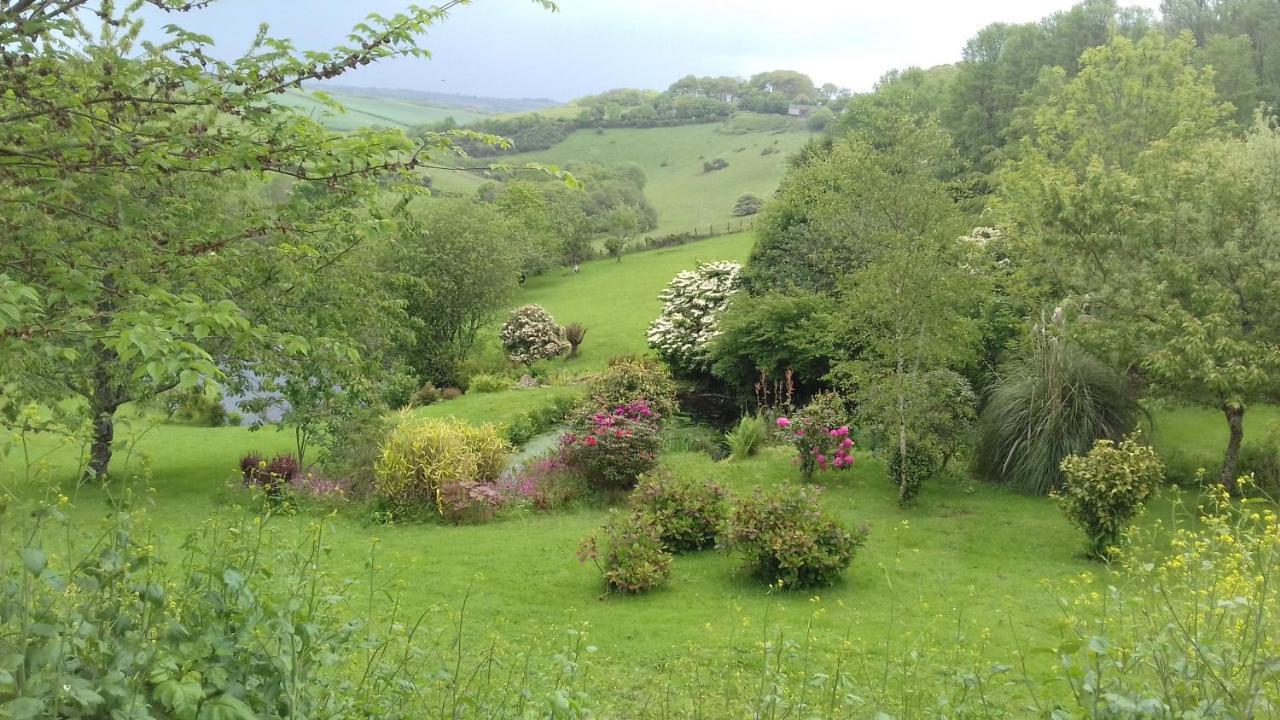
[85,407,116,482]
[1220,402,1245,493]
[83,346,122,483]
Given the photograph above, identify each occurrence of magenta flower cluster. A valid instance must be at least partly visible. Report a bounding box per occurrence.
[776,416,856,476]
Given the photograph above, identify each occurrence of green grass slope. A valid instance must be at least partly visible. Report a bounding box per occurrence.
[433,117,814,234]
[280,89,491,130]
[476,231,755,375]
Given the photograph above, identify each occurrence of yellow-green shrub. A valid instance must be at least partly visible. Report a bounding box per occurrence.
[373,417,510,517]
[1058,433,1163,558]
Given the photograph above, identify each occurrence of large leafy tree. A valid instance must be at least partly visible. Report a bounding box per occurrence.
[0,0,550,480]
[999,31,1280,488]
[385,198,522,385]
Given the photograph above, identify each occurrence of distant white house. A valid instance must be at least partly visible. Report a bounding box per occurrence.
[788,104,817,118]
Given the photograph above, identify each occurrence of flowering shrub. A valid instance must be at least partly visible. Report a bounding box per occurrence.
[562,400,662,490]
[585,355,678,417]
[728,485,867,589]
[373,417,510,519]
[646,261,743,374]
[500,304,569,367]
[500,454,588,512]
[578,510,673,594]
[1057,434,1164,558]
[629,473,729,553]
[776,393,855,478]
[439,480,505,524]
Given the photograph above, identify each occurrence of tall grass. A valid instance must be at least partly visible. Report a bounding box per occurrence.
[977,337,1140,495]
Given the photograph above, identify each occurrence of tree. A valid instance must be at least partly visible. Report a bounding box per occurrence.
[998,31,1280,489]
[731,193,764,217]
[0,1,550,480]
[829,209,979,504]
[385,198,522,385]
[744,116,960,294]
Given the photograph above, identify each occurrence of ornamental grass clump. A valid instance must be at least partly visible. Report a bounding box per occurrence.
[500,304,569,367]
[977,335,1140,495]
[1057,433,1163,559]
[646,261,743,374]
[562,399,663,490]
[578,510,673,594]
[728,485,867,589]
[373,417,510,520]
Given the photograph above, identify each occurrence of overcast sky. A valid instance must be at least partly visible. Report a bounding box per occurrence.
[146,0,1164,101]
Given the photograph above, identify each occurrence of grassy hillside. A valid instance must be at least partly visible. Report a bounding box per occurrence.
[280,89,493,130]
[433,116,815,234]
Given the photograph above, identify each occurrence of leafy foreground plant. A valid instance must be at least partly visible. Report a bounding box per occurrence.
[629,472,730,553]
[725,414,767,460]
[0,498,593,719]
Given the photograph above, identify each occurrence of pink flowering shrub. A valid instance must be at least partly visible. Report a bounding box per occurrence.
[438,480,505,524]
[562,399,663,490]
[499,454,588,512]
[776,393,856,478]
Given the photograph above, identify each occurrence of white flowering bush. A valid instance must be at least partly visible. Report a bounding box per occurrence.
[500,304,569,367]
[646,261,742,373]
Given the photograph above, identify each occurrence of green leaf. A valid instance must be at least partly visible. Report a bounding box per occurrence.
[197,694,256,720]
[3,697,44,720]
[19,548,45,576]
[157,677,204,720]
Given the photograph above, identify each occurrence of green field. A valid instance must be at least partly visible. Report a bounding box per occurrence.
[3,232,1266,715]
[433,117,815,235]
[279,89,492,130]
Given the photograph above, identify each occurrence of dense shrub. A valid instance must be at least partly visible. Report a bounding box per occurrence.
[414,381,442,406]
[373,417,510,518]
[702,158,729,172]
[646,261,743,374]
[562,400,662,489]
[707,291,838,397]
[584,355,678,417]
[1058,434,1164,559]
[466,373,510,394]
[500,304,569,367]
[441,387,464,401]
[732,193,764,217]
[630,473,729,552]
[725,414,768,460]
[776,392,854,478]
[578,511,673,594]
[728,485,867,589]
[977,337,1140,495]
[438,480,505,524]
